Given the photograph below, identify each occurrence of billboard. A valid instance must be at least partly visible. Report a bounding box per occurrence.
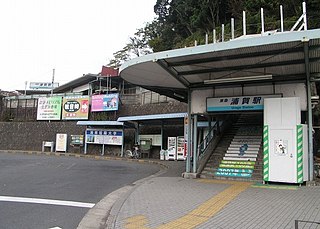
[91,93,119,112]
[37,97,62,120]
[62,96,89,120]
[85,129,123,145]
[30,82,59,90]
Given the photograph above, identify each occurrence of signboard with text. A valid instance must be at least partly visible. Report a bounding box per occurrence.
[91,93,119,112]
[85,129,123,146]
[37,97,62,120]
[62,96,89,120]
[55,133,67,152]
[207,95,280,112]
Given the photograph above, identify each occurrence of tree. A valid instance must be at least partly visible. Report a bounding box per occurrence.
[107,24,154,68]
[108,0,320,65]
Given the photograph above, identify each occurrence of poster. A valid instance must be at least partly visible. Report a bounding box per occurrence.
[91,93,119,112]
[62,96,89,120]
[274,139,288,156]
[55,133,67,152]
[37,97,62,120]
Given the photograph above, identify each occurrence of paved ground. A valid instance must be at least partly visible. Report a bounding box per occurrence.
[99,160,320,229]
[2,151,320,229]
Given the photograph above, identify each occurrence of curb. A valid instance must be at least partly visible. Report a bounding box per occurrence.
[0,150,169,168]
[0,149,170,229]
[78,165,168,229]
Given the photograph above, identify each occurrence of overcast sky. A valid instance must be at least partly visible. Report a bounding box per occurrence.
[0,0,156,91]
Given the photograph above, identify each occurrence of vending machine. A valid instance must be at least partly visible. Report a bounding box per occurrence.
[264,97,309,183]
[167,137,177,160]
[176,136,185,160]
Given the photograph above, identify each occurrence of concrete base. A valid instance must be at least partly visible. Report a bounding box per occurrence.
[182,172,199,179]
[306,181,317,186]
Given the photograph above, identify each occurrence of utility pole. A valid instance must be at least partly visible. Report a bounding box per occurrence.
[51,68,55,96]
[24,81,27,95]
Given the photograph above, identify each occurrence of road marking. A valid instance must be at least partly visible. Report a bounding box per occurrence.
[125,181,251,229]
[0,196,95,208]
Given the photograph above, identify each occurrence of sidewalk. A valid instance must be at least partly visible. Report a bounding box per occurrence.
[2,150,319,228]
[95,160,320,229]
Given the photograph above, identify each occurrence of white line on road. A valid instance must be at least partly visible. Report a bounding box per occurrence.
[0,196,95,208]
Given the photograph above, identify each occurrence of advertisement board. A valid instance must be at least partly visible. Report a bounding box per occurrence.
[55,133,67,152]
[62,96,89,120]
[37,97,62,120]
[91,93,119,112]
[85,129,123,145]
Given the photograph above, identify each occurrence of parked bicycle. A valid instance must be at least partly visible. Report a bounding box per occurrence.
[125,144,140,159]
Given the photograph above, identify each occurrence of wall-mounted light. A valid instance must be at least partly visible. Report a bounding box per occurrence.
[203,74,272,85]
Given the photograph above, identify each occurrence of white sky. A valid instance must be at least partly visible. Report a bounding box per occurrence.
[0,0,156,91]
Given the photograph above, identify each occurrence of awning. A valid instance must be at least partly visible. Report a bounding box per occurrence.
[77,121,124,126]
[117,112,187,122]
[119,29,320,102]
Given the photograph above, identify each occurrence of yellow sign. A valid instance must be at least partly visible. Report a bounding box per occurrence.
[62,96,89,120]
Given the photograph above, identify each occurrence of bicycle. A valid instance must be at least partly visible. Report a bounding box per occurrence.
[125,146,140,159]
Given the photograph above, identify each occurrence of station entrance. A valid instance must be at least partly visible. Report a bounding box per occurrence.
[119,22,320,182]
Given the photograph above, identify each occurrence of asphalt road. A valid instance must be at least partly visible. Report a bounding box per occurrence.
[0,153,160,229]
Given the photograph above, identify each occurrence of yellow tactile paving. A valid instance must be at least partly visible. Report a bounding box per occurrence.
[125,215,149,229]
[124,180,251,229]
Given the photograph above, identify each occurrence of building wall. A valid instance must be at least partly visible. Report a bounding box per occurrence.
[0,121,85,152]
[0,101,187,156]
[191,83,307,114]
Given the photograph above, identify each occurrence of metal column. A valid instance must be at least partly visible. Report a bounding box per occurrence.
[186,90,192,173]
[161,121,164,150]
[135,122,140,145]
[121,125,124,157]
[193,114,198,173]
[304,40,314,181]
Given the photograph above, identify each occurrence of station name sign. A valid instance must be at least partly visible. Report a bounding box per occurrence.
[207,95,280,112]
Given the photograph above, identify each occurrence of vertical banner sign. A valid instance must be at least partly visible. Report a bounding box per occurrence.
[37,97,62,120]
[62,96,89,120]
[55,133,67,152]
[91,93,119,112]
[184,116,188,157]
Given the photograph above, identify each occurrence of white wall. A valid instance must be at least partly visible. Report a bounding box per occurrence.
[191,89,213,114]
[190,83,307,114]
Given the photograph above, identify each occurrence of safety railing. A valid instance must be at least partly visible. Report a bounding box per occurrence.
[198,121,220,161]
[196,116,234,174]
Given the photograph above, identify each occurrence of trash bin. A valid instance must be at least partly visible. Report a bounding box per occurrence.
[160,149,166,160]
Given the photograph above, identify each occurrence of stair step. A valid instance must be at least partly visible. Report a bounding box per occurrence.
[233,137,262,140]
[220,164,255,169]
[221,160,256,165]
[223,157,257,161]
[228,144,260,148]
[215,171,252,178]
[217,168,253,173]
[231,140,262,144]
[226,150,259,154]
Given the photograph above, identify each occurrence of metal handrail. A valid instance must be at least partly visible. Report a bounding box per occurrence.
[198,121,220,160]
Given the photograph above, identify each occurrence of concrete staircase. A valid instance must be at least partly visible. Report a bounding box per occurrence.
[200,114,263,181]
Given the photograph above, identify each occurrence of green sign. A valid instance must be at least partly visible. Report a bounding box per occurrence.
[37,97,62,120]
